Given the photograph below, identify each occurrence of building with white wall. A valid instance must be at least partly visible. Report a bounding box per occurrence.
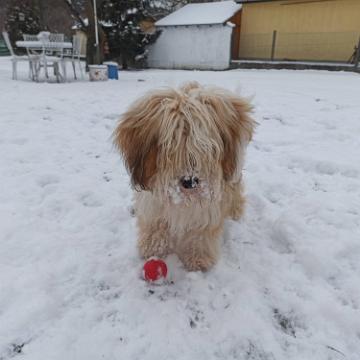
[147,1,242,70]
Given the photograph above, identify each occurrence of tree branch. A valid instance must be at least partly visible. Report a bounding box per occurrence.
[63,0,87,28]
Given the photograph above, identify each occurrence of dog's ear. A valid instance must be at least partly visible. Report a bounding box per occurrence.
[222,95,255,181]
[113,94,161,190]
[203,92,254,181]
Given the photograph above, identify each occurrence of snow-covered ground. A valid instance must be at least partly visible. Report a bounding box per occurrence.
[1,57,360,360]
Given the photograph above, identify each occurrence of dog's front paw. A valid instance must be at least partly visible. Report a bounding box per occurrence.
[229,203,244,221]
[180,252,217,272]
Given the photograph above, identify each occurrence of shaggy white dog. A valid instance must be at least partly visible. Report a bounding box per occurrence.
[114,82,255,271]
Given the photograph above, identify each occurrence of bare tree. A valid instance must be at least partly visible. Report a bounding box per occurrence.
[63,0,105,65]
[0,0,8,31]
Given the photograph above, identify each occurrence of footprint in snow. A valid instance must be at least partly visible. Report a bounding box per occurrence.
[273,308,298,338]
[79,191,103,207]
[36,174,60,188]
[104,113,120,120]
[295,159,359,178]
[268,216,299,254]
[186,302,206,329]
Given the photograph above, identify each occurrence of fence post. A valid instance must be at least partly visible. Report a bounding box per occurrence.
[354,36,360,70]
[271,30,277,61]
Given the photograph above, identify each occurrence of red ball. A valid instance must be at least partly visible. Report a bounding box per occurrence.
[143,259,168,282]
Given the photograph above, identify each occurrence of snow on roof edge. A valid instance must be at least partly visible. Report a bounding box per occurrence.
[155,1,242,27]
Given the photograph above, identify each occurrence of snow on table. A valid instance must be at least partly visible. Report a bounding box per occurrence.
[0,57,360,360]
[16,41,73,49]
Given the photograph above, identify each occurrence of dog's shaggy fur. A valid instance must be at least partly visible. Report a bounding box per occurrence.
[114,82,255,271]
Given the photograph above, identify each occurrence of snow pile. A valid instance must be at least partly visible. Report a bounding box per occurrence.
[155,1,241,27]
[0,58,360,360]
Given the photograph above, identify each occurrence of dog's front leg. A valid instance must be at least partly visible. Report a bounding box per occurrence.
[137,218,171,259]
[177,224,223,271]
[225,180,246,221]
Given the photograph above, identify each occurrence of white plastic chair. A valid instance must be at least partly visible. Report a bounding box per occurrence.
[22,34,44,81]
[49,33,64,43]
[29,32,65,82]
[23,34,38,41]
[2,31,38,80]
[74,34,86,79]
[68,34,86,79]
[45,33,66,81]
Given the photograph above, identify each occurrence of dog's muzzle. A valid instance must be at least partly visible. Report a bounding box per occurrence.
[180,176,199,190]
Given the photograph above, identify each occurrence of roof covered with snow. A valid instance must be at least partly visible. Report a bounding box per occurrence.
[155,1,242,27]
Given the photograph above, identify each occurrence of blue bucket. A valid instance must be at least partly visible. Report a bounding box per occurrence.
[104,62,118,80]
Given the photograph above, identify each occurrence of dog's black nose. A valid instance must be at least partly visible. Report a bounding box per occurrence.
[180,176,199,189]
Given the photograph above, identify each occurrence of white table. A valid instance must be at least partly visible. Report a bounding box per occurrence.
[16,41,73,50]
